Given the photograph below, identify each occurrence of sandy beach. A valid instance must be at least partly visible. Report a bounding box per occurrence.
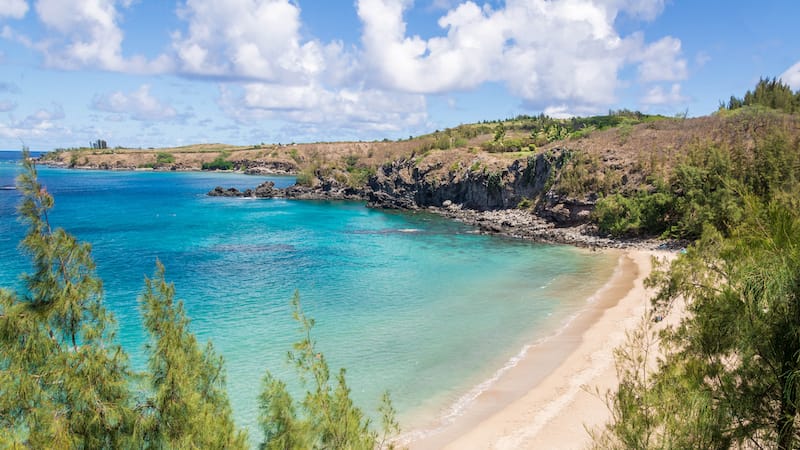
[405,249,677,450]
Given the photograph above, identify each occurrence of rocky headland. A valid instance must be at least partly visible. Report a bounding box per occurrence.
[208,148,685,250]
[44,110,797,251]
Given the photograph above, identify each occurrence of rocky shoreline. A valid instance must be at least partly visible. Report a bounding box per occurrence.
[426,204,685,251]
[207,181,684,252]
[42,150,683,251]
[207,180,363,201]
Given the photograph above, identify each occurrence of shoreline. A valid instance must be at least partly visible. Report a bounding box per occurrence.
[36,161,686,252]
[26,160,682,447]
[403,249,672,449]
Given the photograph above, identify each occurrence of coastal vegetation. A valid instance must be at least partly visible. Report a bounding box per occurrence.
[15,78,800,447]
[0,153,398,448]
[595,78,800,448]
[592,78,800,239]
[592,127,800,238]
[596,194,800,449]
[202,151,234,171]
[722,77,800,114]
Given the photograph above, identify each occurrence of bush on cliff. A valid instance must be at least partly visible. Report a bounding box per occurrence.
[594,127,799,239]
[202,155,234,171]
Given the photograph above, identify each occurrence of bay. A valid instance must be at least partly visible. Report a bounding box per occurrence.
[0,151,616,439]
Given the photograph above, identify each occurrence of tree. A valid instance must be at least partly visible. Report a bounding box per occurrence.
[0,150,136,448]
[2,150,401,448]
[725,77,800,114]
[259,293,400,449]
[1,151,248,448]
[597,193,800,448]
[136,262,248,449]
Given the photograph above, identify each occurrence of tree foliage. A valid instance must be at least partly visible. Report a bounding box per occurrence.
[723,77,800,114]
[259,293,400,450]
[597,194,800,448]
[136,262,248,448]
[1,150,401,448]
[594,129,800,239]
[1,152,135,448]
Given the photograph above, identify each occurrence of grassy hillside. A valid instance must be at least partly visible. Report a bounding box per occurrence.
[41,80,800,241]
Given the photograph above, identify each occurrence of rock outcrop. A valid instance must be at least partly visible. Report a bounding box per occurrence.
[365,149,594,227]
[211,148,600,229]
[208,179,363,200]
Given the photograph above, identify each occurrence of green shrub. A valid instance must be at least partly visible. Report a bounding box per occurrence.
[517,198,533,209]
[202,156,233,171]
[487,171,503,195]
[289,148,301,163]
[295,169,315,187]
[593,189,675,237]
[346,167,375,188]
[155,152,175,165]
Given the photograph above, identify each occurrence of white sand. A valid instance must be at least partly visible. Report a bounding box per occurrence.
[406,250,677,450]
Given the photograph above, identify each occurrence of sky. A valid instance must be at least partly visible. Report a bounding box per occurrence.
[0,0,799,150]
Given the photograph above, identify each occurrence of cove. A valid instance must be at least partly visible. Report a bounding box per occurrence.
[0,152,616,438]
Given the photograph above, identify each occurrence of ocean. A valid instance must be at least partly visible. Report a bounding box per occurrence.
[0,150,616,441]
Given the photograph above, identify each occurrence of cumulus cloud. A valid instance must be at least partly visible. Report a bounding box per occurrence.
[219,83,428,134]
[173,0,428,136]
[781,61,800,90]
[635,36,688,82]
[92,85,178,121]
[0,0,28,19]
[0,104,67,139]
[32,0,171,72]
[172,0,352,84]
[2,0,687,140]
[356,0,686,112]
[641,83,687,105]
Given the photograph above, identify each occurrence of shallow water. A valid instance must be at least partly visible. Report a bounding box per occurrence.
[0,151,616,440]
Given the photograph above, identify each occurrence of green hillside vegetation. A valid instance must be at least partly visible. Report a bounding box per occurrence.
[595,193,800,449]
[593,79,800,239]
[0,153,398,448]
[594,78,800,449]
[722,77,800,114]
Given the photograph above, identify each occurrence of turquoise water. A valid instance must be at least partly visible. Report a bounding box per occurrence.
[0,151,616,439]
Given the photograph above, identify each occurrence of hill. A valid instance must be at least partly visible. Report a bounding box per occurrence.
[40,99,800,247]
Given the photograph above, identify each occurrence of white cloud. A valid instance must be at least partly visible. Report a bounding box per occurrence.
[172,0,350,84]
[356,0,685,111]
[2,0,689,141]
[172,0,428,137]
[219,82,428,134]
[695,51,710,68]
[635,36,687,82]
[0,0,28,19]
[781,61,800,90]
[0,104,67,139]
[641,83,687,105]
[544,103,607,119]
[602,0,666,21]
[32,0,171,72]
[92,85,178,121]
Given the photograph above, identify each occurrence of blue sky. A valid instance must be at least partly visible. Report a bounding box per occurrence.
[0,0,798,150]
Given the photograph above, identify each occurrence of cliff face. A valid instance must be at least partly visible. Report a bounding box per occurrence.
[366,148,594,226]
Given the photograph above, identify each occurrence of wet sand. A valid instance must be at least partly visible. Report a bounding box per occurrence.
[406,250,672,449]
